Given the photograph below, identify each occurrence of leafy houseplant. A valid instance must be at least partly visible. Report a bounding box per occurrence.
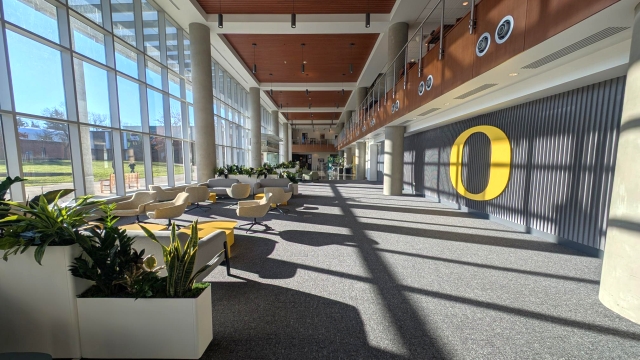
[0,192,103,264]
[282,171,299,184]
[0,176,24,201]
[140,221,212,298]
[216,167,228,179]
[70,205,164,299]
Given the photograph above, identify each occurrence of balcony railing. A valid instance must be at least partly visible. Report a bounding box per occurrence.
[292,138,337,153]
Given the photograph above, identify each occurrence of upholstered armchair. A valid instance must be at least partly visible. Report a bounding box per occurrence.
[226,183,251,200]
[145,192,191,226]
[149,185,184,202]
[111,191,157,222]
[236,191,272,232]
[184,186,211,212]
[264,187,292,215]
[302,171,320,182]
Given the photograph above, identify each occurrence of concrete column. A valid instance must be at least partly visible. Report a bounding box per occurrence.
[271,110,279,136]
[75,62,95,194]
[368,142,378,182]
[386,22,409,91]
[355,141,366,180]
[190,23,216,182]
[249,87,261,168]
[599,2,640,325]
[383,126,403,195]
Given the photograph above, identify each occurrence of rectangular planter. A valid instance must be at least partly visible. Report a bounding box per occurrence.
[77,286,213,359]
[0,244,91,358]
[291,183,299,195]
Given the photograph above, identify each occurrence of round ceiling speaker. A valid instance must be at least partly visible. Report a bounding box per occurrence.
[395,100,400,112]
[418,81,425,96]
[426,75,433,91]
[370,118,376,126]
[476,32,491,57]
[495,15,514,44]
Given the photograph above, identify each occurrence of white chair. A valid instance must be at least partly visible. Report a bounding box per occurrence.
[145,192,190,227]
[111,191,157,223]
[184,186,211,212]
[264,187,292,215]
[236,191,272,232]
[149,185,184,202]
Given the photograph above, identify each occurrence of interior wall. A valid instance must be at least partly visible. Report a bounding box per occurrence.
[403,77,625,254]
[293,128,338,141]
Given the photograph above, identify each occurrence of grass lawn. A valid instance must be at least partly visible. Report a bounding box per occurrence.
[20,160,184,187]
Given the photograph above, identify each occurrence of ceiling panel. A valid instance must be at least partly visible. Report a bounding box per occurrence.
[268,90,351,108]
[196,0,397,15]
[284,112,342,121]
[225,34,379,83]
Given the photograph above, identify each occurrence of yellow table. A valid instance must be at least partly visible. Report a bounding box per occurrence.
[119,223,168,232]
[179,221,237,257]
[208,194,217,202]
[254,193,286,207]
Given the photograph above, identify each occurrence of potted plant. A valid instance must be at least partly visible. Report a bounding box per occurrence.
[216,167,228,179]
[73,212,213,359]
[0,191,103,358]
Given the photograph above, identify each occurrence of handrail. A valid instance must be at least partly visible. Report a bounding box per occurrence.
[339,0,456,147]
[292,138,336,146]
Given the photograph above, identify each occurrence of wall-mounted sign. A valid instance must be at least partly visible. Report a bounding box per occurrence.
[449,125,511,201]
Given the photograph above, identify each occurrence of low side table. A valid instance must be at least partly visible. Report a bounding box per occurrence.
[179,221,237,257]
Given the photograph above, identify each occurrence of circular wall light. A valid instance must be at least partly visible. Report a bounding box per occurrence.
[426,75,434,91]
[418,81,425,96]
[495,15,514,44]
[476,32,491,57]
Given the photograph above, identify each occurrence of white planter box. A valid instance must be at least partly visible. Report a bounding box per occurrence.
[291,183,299,195]
[0,244,91,358]
[77,286,213,359]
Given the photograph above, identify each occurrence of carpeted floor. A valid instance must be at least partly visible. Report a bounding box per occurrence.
[137,181,640,359]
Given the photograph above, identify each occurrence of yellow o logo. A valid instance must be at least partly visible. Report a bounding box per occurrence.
[449,125,511,201]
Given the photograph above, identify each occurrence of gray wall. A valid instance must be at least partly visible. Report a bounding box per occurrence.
[403,77,625,254]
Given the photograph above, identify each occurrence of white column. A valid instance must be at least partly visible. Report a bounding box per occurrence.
[355,141,366,180]
[599,1,640,325]
[287,123,292,161]
[383,126,404,195]
[189,23,215,182]
[368,142,378,182]
[344,146,353,180]
[249,87,261,168]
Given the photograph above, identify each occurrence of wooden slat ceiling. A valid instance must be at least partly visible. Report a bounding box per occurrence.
[196,0,397,14]
[268,90,351,109]
[225,34,378,83]
[284,112,342,121]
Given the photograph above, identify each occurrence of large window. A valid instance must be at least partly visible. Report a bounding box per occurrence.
[6,31,66,118]
[0,0,251,200]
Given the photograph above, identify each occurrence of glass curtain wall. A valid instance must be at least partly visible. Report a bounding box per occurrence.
[0,0,196,200]
[212,60,250,168]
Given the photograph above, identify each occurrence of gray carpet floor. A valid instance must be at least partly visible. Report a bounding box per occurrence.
[139,181,640,359]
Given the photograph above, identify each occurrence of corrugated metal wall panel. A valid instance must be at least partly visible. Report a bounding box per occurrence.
[404,77,625,251]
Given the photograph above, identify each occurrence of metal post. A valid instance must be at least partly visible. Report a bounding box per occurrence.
[469,0,476,34]
[403,46,407,90]
[439,0,445,60]
[418,27,423,77]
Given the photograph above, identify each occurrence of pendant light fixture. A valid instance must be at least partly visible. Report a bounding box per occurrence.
[305,74,309,96]
[342,73,345,95]
[365,0,370,28]
[269,73,273,95]
[218,0,223,28]
[349,43,354,74]
[252,44,257,74]
[291,0,296,28]
[300,43,305,74]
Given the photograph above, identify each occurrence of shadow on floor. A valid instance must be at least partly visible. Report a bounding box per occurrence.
[204,278,409,360]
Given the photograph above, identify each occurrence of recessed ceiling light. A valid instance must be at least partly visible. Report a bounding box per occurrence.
[509,72,519,76]
[463,2,469,5]
[284,61,287,64]
[303,61,307,64]
[444,102,450,105]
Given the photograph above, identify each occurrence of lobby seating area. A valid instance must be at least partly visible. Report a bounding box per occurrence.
[109,181,640,359]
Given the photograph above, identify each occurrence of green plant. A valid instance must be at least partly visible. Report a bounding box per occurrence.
[69,204,164,298]
[216,167,227,179]
[141,221,212,298]
[0,192,103,264]
[0,176,24,201]
[282,171,299,184]
[71,205,164,298]
[240,166,255,177]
